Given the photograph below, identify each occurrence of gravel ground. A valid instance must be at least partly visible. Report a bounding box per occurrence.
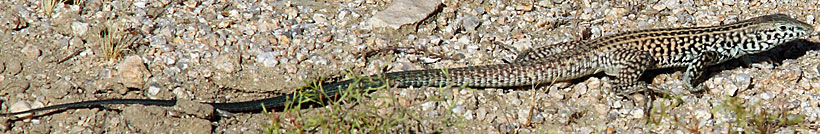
[1,0,820,133]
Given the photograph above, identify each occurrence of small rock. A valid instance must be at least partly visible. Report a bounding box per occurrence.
[612,100,622,108]
[630,109,644,119]
[147,82,162,99]
[213,54,239,73]
[421,101,437,111]
[722,0,735,5]
[172,87,191,99]
[21,44,41,59]
[460,15,481,32]
[514,3,533,11]
[694,109,712,120]
[71,21,89,36]
[367,0,442,29]
[476,107,488,121]
[117,55,151,88]
[9,101,32,118]
[663,0,680,9]
[463,110,474,120]
[451,105,466,115]
[733,73,751,89]
[652,3,666,11]
[134,1,146,8]
[256,52,280,67]
[759,92,772,100]
[513,38,533,52]
[313,14,328,25]
[723,84,738,97]
[536,0,553,7]
[320,34,333,42]
[587,77,602,90]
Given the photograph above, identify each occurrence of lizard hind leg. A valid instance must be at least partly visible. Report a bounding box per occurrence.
[605,49,655,96]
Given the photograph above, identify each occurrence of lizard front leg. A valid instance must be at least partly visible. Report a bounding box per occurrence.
[682,51,720,92]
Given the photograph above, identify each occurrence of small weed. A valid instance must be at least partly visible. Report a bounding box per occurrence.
[712,96,805,133]
[71,0,84,6]
[262,64,478,133]
[262,71,411,133]
[98,21,142,61]
[647,94,682,125]
[42,0,66,17]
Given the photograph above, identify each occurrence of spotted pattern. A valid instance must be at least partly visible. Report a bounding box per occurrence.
[388,14,814,94]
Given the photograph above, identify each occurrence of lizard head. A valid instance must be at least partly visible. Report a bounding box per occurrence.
[740,14,814,53]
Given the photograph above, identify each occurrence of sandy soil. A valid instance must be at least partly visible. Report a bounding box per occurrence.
[2,0,820,133]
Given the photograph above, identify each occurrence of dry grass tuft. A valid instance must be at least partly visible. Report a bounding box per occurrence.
[98,21,142,61]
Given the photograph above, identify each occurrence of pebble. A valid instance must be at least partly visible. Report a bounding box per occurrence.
[117,55,151,88]
[460,15,481,32]
[759,92,772,100]
[3,60,22,75]
[172,87,191,99]
[513,38,533,52]
[451,105,466,115]
[652,2,667,11]
[663,0,681,9]
[693,109,711,120]
[213,54,238,73]
[313,14,328,25]
[722,0,735,5]
[421,101,437,111]
[367,0,442,29]
[71,21,89,36]
[147,82,162,99]
[256,52,280,67]
[629,109,644,119]
[514,3,534,11]
[732,73,751,90]
[9,101,32,118]
[21,44,41,59]
[476,107,488,121]
[611,100,622,109]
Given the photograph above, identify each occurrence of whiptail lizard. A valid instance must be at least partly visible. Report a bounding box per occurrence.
[2,14,815,118]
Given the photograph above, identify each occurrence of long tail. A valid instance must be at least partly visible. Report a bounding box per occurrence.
[1,76,389,117]
[3,62,577,117]
[1,99,177,117]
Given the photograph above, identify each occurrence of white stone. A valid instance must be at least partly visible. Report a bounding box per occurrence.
[71,21,89,36]
[367,0,442,29]
[9,101,32,118]
[256,52,280,67]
